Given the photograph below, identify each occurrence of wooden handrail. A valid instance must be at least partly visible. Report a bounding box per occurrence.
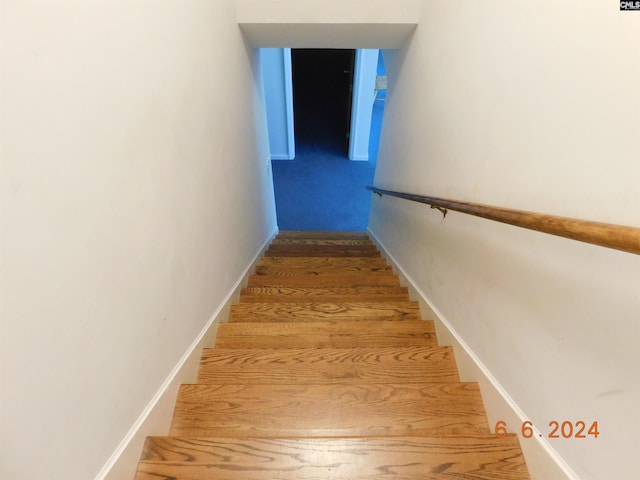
[367,186,640,255]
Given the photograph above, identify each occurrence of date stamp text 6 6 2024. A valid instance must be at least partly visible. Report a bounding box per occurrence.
[495,421,599,439]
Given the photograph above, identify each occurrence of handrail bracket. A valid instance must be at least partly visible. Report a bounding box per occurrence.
[430,205,448,218]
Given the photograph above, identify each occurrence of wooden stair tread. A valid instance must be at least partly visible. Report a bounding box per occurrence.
[254,264,392,276]
[229,301,421,322]
[259,256,388,268]
[277,230,370,239]
[265,244,380,257]
[132,230,531,480]
[271,238,372,245]
[170,382,489,437]
[136,435,530,480]
[215,320,438,348]
[240,285,410,303]
[198,346,459,384]
[248,273,400,287]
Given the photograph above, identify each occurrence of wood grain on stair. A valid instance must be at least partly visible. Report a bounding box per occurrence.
[271,238,372,245]
[248,273,400,287]
[259,256,388,268]
[198,346,459,384]
[131,230,531,480]
[136,435,530,480]
[265,244,380,257]
[240,285,410,303]
[254,264,392,276]
[240,285,409,303]
[229,301,421,323]
[170,382,489,437]
[215,320,438,349]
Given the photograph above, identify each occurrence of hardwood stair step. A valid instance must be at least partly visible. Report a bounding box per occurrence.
[136,435,530,480]
[271,238,372,245]
[170,382,489,437]
[132,228,532,480]
[240,285,410,303]
[198,346,459,384]
[277,230,370,240]
[254,264,392,276]
[247,273,400,287]
[265,244,380,257]
[228,301,422,323]
[215,320,438,348]
[259,256,388,268]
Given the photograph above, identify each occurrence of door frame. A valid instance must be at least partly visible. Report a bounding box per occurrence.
[262,48,379,161]
[348,49,379,161]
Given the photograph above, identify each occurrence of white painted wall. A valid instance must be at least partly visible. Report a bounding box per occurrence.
[0,2,276,480]
[237,0,422,48]
[370,1,640,479]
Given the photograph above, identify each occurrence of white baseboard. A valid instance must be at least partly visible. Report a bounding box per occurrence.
[367,227,580,480]
[95,228,278,480]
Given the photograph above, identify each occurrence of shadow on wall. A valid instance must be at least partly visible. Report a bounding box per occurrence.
[272,50,386,231]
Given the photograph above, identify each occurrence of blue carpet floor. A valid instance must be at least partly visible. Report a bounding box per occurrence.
[272,51,386,231]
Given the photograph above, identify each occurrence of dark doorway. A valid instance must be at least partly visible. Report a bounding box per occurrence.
[291,49,355,156]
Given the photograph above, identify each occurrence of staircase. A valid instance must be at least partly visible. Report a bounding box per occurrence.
[134,231,531,479]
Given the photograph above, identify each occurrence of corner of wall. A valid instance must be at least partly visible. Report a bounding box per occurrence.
[96,227,278,480]
[367,227,581,480]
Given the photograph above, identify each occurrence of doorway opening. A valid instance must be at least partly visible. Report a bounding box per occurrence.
[292,49,355,156]
[263,48,387,231]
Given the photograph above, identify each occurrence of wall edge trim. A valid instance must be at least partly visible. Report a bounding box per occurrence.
[283,47,295,159]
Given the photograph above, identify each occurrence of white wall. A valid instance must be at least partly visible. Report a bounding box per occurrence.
[237,0,422,48]
[0,1,276,480]
[370,1,640,479]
